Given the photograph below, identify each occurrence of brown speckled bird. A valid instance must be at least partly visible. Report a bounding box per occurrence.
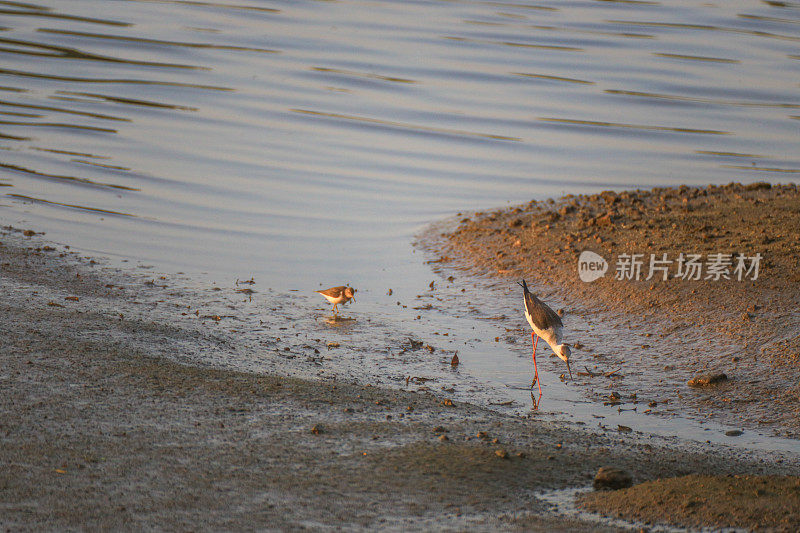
[316,286,356,315]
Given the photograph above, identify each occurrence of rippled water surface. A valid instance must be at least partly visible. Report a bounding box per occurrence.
[2,0,799,452]
[2,0,798,284]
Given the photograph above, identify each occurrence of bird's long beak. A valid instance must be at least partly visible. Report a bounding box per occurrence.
[565,359,573,380]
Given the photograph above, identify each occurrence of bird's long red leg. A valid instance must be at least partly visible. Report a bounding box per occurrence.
[531,332,541,395]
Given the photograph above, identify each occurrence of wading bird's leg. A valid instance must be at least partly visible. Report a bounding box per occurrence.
[530,390,542,410]
[531,332,542,395]
[332,303,338,315]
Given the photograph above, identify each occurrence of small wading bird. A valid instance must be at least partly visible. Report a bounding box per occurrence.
[316,285,356,315]
[519,279,572,397]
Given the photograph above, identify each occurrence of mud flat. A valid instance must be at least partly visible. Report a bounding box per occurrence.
[419,182,800,529]
[424,182,800,437]
[579,474,800,532]
[1,216,799,531]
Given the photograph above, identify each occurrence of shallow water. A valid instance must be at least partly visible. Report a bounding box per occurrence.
[1,0,799,453]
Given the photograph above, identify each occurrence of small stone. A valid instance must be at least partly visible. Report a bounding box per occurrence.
[438,434,449,442]
[593,467,633,490]
[725,429,743,437]
[744,181,770,191]
[687,373,728,387]
[600,191,620,205]
[327,342,340,350]
[495,449,508,459]
[595,213,614,226]
[310,424,322,435]
[451,353,459,366]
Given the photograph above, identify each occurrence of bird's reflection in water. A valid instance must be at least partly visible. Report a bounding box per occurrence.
[323,315,357,327]
[531,391,542,410]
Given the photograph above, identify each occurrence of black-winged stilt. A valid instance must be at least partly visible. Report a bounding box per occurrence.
[518,279,572,395]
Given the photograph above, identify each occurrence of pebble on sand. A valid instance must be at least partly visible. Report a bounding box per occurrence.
[593,467,633,491]
[687,373,728,388]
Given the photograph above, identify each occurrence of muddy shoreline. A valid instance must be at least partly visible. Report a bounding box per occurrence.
[1,217,799,531]
[422,182,800,439]
[418,181,800,529]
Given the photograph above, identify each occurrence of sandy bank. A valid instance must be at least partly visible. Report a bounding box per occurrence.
[579,473,800,532]
[424,182,800,439]
[1,222,799,531]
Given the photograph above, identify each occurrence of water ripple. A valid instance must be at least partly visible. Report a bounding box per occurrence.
[291,108,523,143]
[6,193,137,216]
[0,5,130,27]
[1,162,138,191]
[537,117,731,135]
[37,28,281,54]
[0,0,796,287]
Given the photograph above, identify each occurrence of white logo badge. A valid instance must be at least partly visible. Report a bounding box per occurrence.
[578,250,608,282]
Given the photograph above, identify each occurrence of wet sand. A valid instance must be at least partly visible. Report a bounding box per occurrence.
[419,181,800,529]
[579,474,800,532]
[2,215,799,531]
[425,182,800,437]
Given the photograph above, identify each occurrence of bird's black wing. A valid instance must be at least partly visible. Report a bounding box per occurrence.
[524,292,563,330]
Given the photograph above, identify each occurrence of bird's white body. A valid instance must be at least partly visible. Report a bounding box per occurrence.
[316,286,356,314]
[319,292,349,306]
[519,279,572,391]
[524,306,563,354]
